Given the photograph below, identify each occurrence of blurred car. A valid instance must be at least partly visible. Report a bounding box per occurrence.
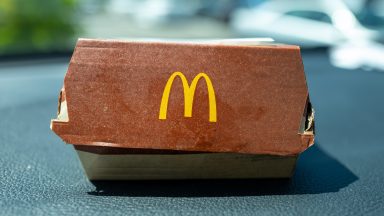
[230,0,379,48]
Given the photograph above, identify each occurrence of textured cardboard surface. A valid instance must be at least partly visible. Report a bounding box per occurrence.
[76,149,297,180]
[51,38,314,156]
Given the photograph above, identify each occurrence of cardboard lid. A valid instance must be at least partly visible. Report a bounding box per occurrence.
[51,38,314,156]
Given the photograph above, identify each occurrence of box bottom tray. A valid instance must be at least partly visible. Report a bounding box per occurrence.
[76,148,298,180]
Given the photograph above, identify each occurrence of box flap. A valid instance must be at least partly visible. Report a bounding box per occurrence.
[51,38,314,156]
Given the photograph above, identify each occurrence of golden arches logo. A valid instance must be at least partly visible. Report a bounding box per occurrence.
[159,72,217,122]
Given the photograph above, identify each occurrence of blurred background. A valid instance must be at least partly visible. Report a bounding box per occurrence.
[1,0,384,70]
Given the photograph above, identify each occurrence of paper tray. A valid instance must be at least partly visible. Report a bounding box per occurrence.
[76,149,298,180]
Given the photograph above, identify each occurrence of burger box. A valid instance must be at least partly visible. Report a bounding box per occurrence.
[50,38,315,180]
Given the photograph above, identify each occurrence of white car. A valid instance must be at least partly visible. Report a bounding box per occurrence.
[230,0,378,48]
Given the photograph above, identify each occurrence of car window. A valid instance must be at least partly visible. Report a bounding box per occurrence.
[285,11,333,24]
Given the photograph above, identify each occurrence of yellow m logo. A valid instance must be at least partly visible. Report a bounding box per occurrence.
[159,72,217,122]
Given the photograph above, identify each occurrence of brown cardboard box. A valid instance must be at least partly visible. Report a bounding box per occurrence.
[51,38,314,180]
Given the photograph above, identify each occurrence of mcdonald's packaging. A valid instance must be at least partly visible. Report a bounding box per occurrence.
[51,38,315,180]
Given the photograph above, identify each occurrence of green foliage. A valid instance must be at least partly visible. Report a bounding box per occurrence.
[0,0,80,55]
